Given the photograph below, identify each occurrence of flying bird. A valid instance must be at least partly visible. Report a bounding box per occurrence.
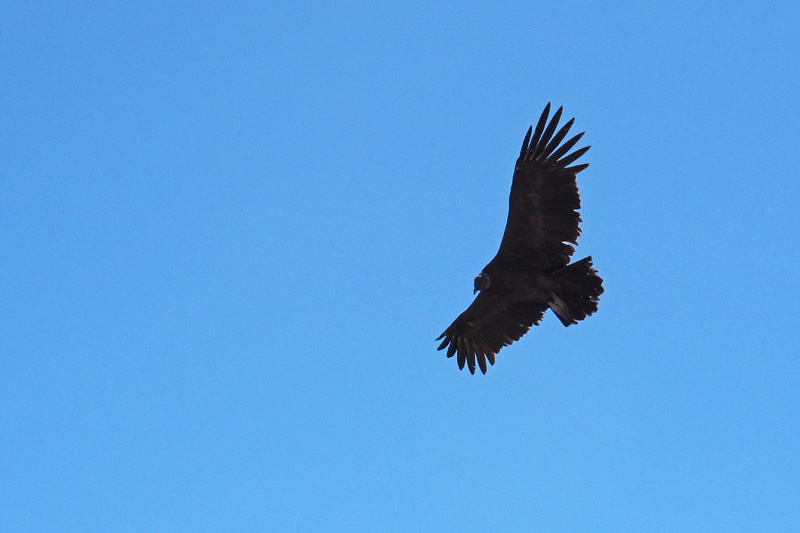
[437,103,603,374]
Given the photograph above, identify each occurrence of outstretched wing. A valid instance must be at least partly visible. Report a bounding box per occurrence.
[493,103,591,271]
[436,290,548,374]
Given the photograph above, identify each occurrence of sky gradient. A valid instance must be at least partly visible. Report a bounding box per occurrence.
[3,1,800,530]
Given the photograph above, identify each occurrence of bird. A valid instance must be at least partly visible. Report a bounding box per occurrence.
[436,103,603,374]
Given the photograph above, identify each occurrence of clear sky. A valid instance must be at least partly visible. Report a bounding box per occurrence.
[2,1,799,531]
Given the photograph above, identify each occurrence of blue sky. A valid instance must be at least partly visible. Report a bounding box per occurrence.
[2,1,799,530]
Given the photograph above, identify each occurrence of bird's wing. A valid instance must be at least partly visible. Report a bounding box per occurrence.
[436,290,548,374]
[493,103,591,271]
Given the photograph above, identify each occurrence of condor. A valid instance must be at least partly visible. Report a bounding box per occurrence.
[437,104,604,374]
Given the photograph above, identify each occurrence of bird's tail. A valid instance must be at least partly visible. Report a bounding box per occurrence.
[548,256,603,327]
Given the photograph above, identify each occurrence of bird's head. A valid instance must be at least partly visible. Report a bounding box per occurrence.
[473,272,491,294]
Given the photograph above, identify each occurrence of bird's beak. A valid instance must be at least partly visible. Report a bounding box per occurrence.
[474,288,479,294]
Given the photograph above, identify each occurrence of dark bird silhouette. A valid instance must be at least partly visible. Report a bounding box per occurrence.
[437,103,603,374]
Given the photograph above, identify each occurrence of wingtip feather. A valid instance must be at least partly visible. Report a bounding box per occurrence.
[477,352,487,374]
[437,336,449,351]
[565,163,590,173]
[529,103,551,154]
[520,126,533,157]
[535,107,563,156]
[447,339,457,358]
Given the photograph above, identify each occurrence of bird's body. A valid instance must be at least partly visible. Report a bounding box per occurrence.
[437,103,603,374]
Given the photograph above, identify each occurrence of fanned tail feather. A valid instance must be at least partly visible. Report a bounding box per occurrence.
[548,256,604,326]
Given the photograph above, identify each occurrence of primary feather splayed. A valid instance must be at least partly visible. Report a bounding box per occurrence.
[437,103,603,374]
